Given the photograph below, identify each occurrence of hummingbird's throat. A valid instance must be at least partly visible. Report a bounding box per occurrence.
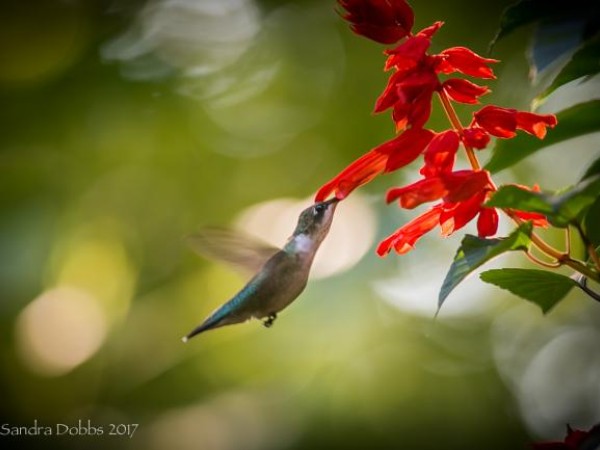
[291,234,316,254]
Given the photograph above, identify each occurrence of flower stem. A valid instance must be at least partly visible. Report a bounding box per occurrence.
[574,222,600,271]
[437,91,480,170]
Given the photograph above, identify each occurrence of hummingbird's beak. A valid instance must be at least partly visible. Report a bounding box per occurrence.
[324,197,340,205]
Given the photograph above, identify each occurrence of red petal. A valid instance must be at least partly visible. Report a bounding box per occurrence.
[377,69,438,130]
[339,0,414,44]
[438,46,498,79]
[315,128,434,201]
[416,21,444,39]
[473,105,517,138]
[314,148,388,201]
[420,130,460,177]
[387,169,492,209]
[462,126,490,150]
[374,70,404,113]
[442,78,490,104]
[377,206,442,256]
[512,210,548,228]
[443,170,493,203]
[392,103,410,130]
[440,191,486,236]
[385,128,435,172]
[384,35,431,71]
[477,207,499,237]
[515,111,558,139]
[407,89,434,129]
[386,177,447,208]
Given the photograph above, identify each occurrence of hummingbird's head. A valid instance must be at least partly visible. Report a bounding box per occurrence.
[292,197,339,245]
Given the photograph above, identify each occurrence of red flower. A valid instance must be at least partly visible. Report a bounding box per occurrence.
[386,170,492,209]
[315,128,434,202]
[374,22,445,130]
[377,205,442,255]
[440,190,496,237]
[385,128,435,172]
[315,148,388,202]
[375,62,439,131]
[516,111,559,138]
[461,126,490,150]
[437,46,498,79]
[338,0,414,44]
[473,105,557,139]
[378,184,498,256]
[442,78,490,104]
[477,206,499,237]
[384,22,443,71]
[420,130,459,177]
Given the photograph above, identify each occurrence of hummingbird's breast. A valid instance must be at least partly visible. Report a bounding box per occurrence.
[241,250,311,319]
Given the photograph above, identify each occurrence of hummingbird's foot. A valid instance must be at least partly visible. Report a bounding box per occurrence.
[263,313,277,328]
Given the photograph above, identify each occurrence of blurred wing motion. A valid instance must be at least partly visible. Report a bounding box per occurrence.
[186,227,281,274]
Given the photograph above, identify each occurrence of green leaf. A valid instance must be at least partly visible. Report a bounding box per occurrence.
[529,18,585,79]
[537,32,600,101]
[485,100,600,173]
[584,196,600,247]
[582,155,600,181]
[485,185,554,214]
[488,0,597,50]
[487,175,600,227]
[480,268,578,313]
[489,0,558,50]
[438,223,533,310]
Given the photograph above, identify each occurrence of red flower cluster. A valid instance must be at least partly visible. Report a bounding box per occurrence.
[316,0,556,256]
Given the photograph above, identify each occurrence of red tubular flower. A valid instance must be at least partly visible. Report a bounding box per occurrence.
[515,111,558,138]
[375,66,439,130]
[392,89,434,131]
[386,177,447,208]
[385,128,435,172]
[512,210,548,227]
[473,105,557,139]
[440,190,491,237]
[377,206,442,255]
[386,169,492,209]
[338,0,414,44]
[420,130,459,177]
[384,35,431,72]
[477,207,499,237]
[442,78,490,104]
[315,148,388,202]
[384,22,443,71]
[375,22,444,130]
[461,126,490,150]
[315,128,434,202]
[437,47,498,79]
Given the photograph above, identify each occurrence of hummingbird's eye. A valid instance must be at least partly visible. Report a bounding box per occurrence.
[313,203,327,216]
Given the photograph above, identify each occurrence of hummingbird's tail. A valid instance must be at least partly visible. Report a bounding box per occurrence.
[181,318,221,342]
[181,305,237,342]
[181,324,206,342]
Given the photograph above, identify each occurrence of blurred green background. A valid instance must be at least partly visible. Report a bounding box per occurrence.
[2,0,599,449]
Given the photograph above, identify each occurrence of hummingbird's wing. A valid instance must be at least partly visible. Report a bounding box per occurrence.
[186,227,281,274]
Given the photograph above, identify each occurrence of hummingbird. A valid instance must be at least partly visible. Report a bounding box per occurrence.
[182,197,339,341]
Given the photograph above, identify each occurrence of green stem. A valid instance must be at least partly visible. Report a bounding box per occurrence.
[437,91,480,170]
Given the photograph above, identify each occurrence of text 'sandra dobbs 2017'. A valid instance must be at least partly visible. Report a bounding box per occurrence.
[0,420,138,438]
